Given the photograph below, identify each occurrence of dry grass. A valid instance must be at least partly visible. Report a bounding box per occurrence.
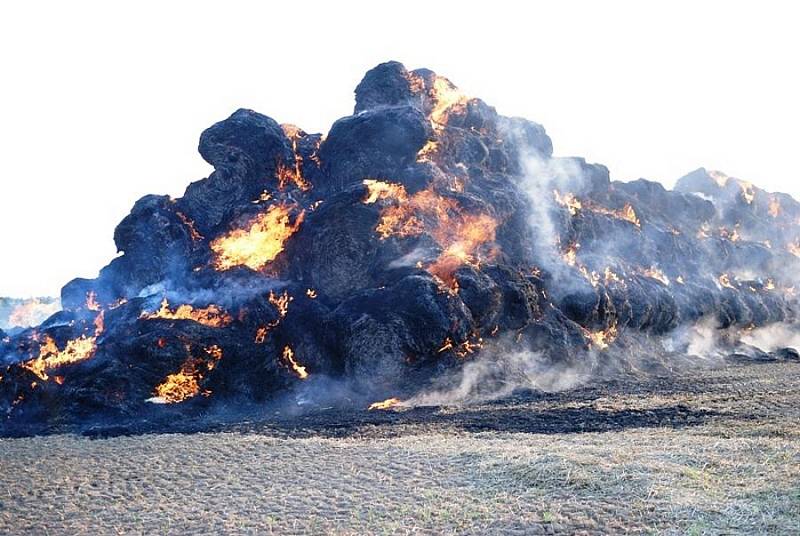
[1,363,799,534]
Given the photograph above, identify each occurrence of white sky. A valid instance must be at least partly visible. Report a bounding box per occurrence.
[1,1,798,297]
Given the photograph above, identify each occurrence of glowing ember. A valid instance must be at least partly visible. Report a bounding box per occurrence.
[368,397,402,410]
[211,204,304,271]
[719,226,741,242]
[176,211,204,241]
[765,278,776,290]
[604,267,624,285]
[718,274,736,290]
[416,140,440,162]
[86,291,101,311]
[254,326,268,344]
[22,334,97,381]
[306,289,318,299]
[140,298,232,328]
[437,337,454,353]
[281,345,308,379]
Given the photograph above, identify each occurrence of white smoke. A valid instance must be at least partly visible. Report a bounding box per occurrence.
[404,339,594,407]
[741,322,800,352]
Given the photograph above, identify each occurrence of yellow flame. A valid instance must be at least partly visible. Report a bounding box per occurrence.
[278,124,311,191]
[211,205,304,271]
[140,298,232,328]
[22,335,97,381]
[553,190,582,216]
[281,345,309,379]
[583,320,618,350]
[151,345,223,403]
[639,266,670,286]
[368,397,402,410]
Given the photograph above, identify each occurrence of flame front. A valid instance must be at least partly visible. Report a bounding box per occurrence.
[140,298,232,328]
[719,274,736,290]
[211,204,304,271]
[22,335,97,381]
[368,397,402,410]
[639,266,670,286]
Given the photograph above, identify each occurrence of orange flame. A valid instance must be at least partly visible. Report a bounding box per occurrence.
[553,190,582,216]
[268,290,292,318]
[140,298,232,328]
[254,326,268,344]
[278,124,311,191]
[583,320,618,350]
[306,289,318,299]
[281,345,308,379]
[364,181,498,291]
[639,266,670,286]
[22,334,97,381]
[151,345,223,403]
[588,202,640,227]
[368,397,402,410]
[211,204,304,271]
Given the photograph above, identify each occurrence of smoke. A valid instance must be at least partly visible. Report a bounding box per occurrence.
[663,317,728,361]
[404,337,594,407]
[741,322,800,352]
[517,150,584,271]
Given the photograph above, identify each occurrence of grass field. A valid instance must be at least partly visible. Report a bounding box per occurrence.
[1,361,798,534]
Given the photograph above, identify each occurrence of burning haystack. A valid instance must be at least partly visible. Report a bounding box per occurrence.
[2,62,799,431]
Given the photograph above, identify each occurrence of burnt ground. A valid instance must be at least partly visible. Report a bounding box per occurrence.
[1,359,799,534]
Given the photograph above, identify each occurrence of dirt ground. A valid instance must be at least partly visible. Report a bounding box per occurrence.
[1,361,799,535]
